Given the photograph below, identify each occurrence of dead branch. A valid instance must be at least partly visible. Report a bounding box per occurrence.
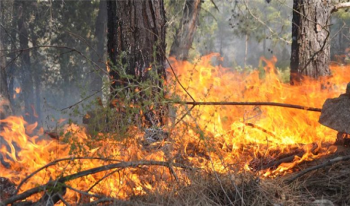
[331,2,350,13]
[164,56,196,102]
[15,156,122,195]
[171,101,322,112]
[252,143,319,171]
[3,160,195,205]
[286,154,350,183]
[86,169,120,193]
[244,123,276,138]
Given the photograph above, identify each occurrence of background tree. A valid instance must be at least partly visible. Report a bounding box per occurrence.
[290,1,350,84]
[17,0,36,123]
[0,0,12,119]
[169,0,202,61]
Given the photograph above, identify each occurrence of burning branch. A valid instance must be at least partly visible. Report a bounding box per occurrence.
[172,101,322,112]
[14,157,123,195]
[2,160,195,205]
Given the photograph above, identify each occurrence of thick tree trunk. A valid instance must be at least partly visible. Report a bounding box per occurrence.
[107,0,167,127]
[116,0,166,82]
[290,0,331,84]
[169,0,201,61]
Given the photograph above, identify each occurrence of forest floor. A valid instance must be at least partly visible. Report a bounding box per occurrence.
[122,146,350,206]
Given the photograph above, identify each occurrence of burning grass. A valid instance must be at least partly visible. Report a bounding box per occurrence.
[1,54,350,205]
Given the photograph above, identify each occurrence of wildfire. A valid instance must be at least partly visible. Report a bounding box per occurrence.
[1,53,350,204]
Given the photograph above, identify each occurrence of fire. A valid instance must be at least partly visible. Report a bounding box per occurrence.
[1,53,350,203]
[169,53,346,175]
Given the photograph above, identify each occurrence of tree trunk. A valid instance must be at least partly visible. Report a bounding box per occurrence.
[169,0,201,61]
[17,1,36,123]
[0,0,12,119]
[107,0,119,91]
[90,0,107,95]
[0,1,12,119]
[30,15,42,122]
[107,0,167,127]
[290,0,331,84]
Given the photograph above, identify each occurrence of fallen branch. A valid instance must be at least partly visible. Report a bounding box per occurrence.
[256,143,318,171]
[171,101,322,112]
[286,154,350,183]
[15,156,122,195]
[2,160,195,205]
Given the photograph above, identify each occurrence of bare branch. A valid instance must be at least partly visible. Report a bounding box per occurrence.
[171,101,322,112]
[15,157,122,195]
[3,160,195,205]
[331,2,350,13]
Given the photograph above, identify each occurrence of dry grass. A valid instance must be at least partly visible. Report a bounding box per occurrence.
[294,159,350,206]
[114,153,350,206]
[117,171,305,206]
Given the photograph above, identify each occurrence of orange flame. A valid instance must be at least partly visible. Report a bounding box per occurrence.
[1,54,350,203]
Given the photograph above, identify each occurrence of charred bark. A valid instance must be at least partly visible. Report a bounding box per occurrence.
[169,0,201,61]
[290,0,331,84]
[107,0,120,91]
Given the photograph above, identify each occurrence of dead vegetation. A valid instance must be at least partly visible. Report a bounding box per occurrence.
[122,157,350,206]
[1,145,350,205]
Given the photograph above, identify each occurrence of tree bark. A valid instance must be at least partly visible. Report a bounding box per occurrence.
[0,0,13,119]
[290,0,331,84]
[90,0,107,95]
[107,0,120,91]
[169,0,201,61]
[108,0,167,127]
[30,13,42,122]
[0,0,12,119]
[17,1,35,123]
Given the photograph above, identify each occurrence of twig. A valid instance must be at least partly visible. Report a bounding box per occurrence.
[86,169,120,192]
[3,160,195,205]
[15,156,122,194]
[65,184,106,199]
[298,28,330,75]
[244,123,276,138]
[175,105,195,125]
[163,53,196,102]
[170,101,322,112]
[209,0,219,12]
[286,154,350,183]
[1,45,106,75]
[60,89,102,111]
[57,193,71,206]
[243,0,291,44]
